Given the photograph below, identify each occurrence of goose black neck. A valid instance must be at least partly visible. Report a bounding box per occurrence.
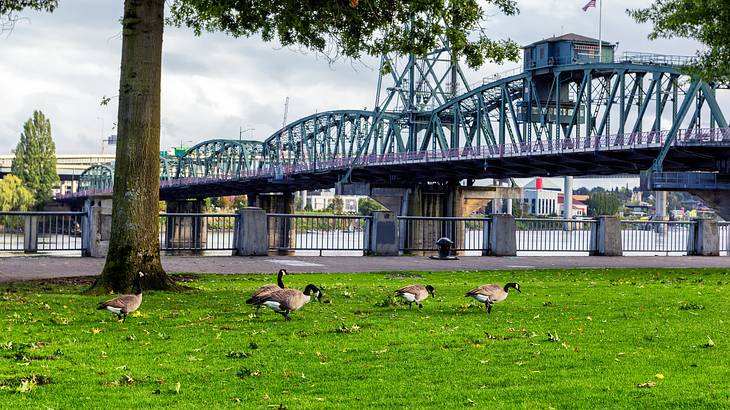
[277,270,285,288]
[134,275,143,295]
[303,284,318,296]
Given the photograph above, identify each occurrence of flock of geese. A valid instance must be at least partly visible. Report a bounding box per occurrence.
[96,269,521,322]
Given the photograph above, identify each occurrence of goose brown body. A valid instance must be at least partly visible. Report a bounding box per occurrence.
[465,282,521,314]
[395,284,435,309]
[96,272,144,322]
[247,269,287,306]
[247,284,322,321]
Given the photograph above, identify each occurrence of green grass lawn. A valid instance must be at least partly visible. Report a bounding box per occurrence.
[1,268,729,409]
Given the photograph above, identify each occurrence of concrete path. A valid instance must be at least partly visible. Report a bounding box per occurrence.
[0,255,728,282]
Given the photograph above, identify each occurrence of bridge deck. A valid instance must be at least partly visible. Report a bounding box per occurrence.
[57,130,730,201]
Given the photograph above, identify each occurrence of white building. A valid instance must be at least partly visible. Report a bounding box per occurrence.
[522,178,561,216]
[305,190,363,213]
[1,153,116,195]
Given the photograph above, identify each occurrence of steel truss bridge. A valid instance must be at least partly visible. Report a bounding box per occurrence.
[64,51,730,201]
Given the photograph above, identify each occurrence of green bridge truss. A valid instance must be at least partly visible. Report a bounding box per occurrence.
[78,51,728,193]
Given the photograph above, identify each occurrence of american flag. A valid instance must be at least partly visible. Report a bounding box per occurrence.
[582,0,596,11]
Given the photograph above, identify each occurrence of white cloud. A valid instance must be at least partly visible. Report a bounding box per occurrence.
[0,0,717,189]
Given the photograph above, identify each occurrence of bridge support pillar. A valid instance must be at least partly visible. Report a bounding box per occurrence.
[655,191,667,219]
[258,192,296,255]
[384,183,521,255]
[692,219,719,256]
[83,194,113,257]
[246,193,257,207]
[234,207,269,256]
[597,216,622,256]
[689,191,730,221]
[164,199,207,255]
[563,176,574,218]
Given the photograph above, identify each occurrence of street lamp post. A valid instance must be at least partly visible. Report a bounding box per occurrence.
[239,126,255,142]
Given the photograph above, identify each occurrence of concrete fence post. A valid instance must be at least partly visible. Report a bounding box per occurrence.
[235,207,268,256]
[597,216,622,256]
[692,219,719,256]
[23,215,38,253]
[489,214,516,256]
[84,195,113,257]
[370,211,399,256]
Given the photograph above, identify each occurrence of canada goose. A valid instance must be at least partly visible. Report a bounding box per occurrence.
[246,284,322,321]
[247,269,287,310]
[465,282,521,314]
[395,285,435,309]
[96,272,145,322]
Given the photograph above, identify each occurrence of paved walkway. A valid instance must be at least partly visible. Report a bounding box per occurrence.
[0,255,728,282]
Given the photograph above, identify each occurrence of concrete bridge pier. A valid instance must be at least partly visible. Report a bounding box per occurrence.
[257,192,296,255]
[164,199,207,255]
[371,183,521,255]
[563,176,574,230]
[690,191,730,221]
[654,191,668,233]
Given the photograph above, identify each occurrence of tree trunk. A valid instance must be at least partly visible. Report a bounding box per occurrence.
[89,0,178,293]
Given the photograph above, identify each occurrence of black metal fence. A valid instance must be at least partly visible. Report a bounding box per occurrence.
[0,212,85,252]
[398,216,491,254]
[621,220,696,255]
[1,210,724,257]
[515,218,598,254]
[267,214,371,255]
[158,213,238,251]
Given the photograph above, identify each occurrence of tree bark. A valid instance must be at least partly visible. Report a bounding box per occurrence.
[89,0,178,293]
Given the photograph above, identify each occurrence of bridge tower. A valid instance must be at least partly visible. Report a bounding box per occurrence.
[373,34,471,151]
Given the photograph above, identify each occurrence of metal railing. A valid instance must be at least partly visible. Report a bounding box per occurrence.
[267,214,371,255]
[516,218,597,254]
[720,222,729,256]
[159,213,238,251]
[0,211,86,252]
[620,51,697,67]
[621,220,696,255]
[398,216,491,254]
[58,126,730,202]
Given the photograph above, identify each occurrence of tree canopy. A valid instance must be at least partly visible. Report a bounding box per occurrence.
[169,0,521,68]
[628,0,730,83]
[588,191,622,217]
[0,174,35,212]
[11,110,60,207]
[358,197,386,215]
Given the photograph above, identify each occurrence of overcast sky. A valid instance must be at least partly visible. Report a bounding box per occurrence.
[0,0,708,188]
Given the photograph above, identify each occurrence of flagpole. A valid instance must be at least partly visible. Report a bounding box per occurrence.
[598,0,603,62]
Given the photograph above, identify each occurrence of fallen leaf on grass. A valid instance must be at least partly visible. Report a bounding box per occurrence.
[655,374,665,379]
[637,381,657,388]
